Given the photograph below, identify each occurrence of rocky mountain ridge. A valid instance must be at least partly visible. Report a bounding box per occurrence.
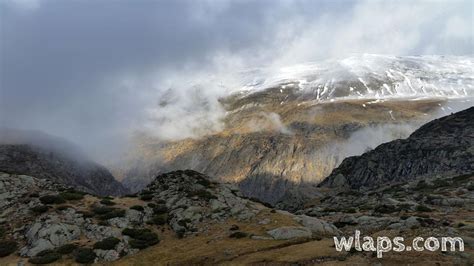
[319,106,474,190]
[0,143,128,196]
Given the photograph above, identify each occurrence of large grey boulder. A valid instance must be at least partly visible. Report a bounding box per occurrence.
[293,215,341,236]
[267,226,312,240]
[21,218,81,256]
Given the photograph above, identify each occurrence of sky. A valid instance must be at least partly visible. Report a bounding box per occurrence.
[0,0,473,160]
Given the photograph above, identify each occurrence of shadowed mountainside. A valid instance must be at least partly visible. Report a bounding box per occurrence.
[0,129,128,196]
[319,106,474,190]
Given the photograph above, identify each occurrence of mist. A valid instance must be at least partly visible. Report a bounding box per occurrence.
[1,0,472,162]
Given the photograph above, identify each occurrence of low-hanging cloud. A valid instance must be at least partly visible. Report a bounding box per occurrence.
[0,0,472,161]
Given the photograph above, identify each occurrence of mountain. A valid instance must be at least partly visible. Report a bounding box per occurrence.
[319,106,474,190]
[0,129,128,196]
[119,54,474,205]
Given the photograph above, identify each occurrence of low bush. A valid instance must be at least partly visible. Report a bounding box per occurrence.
[186,189,217,201]
[139,194,154,201]
[93,237,120,250]
[229,231,248,239]
[59,192,84,201]
[74,248,96,264]
[374,204,399,214]
[31,205,49,214]
[79,211,95,218]
[153,204,168,214]
[56,205,72,211]
[91,206,115,215]
[98,209,125,220]
[415,180,433,190]
[148,214,167,225]
[39,195,66,204]
[130,205,144,211]
[416,205,433,212]
[100,199,116,206]
[28,250,61,264]
[56,244,77,254]
[122,228,159,249]
[0,240,17,257]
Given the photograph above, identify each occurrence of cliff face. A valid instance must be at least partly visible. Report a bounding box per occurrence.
[319,107,474,190]
[0,144,129,196]
[120,96,443,204]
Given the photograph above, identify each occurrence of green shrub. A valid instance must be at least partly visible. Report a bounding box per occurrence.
[79,211,95,218]
[149,214,167,225]
[229,231,248,239]
[195,177,212,187]
[467,184,474,191]
[98,209,125,220]
[93,237,120,250]
[56,205,71,211]
[122,228,159,248]
[416,205,433,212]
[415,180,433,190]
[92,206,115,215]
[186,189,217,201]
[139,194,154,201]
[128,239,149,249]
[0,240,17,257]
[130,205,144,211]
[29,192,40,198]
[153,205,168,214]
[0,227,5,238]
[28,250,61,264]
[98,220,109,226]
[432,178,450,187]
[31,205,49,214]
[56,244,77,254]
[39,195,66,204]
[59,192,84,201]
[74,248,96,264]
[374,204,399,214]
[147,203,156,208]
[100,199,116,206]
[346,208,357,213]
[102,196,114,200]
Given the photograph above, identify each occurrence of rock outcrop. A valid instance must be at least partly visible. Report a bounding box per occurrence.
[319,107,474,190]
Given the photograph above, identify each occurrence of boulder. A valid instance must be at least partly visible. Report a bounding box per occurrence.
[267,226,312,240]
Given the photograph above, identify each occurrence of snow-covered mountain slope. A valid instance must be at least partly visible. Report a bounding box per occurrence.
[233,54,474,101]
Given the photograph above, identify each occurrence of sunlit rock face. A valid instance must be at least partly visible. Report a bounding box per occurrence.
[117,54,474,205]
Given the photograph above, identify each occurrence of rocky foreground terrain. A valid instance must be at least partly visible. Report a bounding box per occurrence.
[0,170,341,265]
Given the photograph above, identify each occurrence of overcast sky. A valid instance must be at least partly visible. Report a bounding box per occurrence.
[0,0,473,160]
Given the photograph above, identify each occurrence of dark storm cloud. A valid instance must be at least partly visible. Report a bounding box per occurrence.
[0,0,289,156]
[0,0,472,160]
